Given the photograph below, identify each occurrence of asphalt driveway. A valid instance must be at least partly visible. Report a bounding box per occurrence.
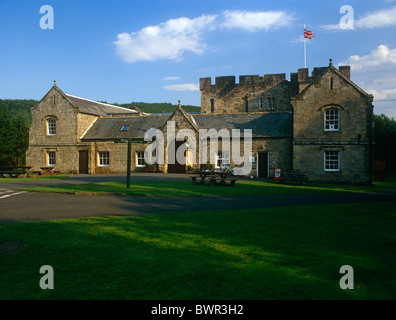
[1,174,395,222]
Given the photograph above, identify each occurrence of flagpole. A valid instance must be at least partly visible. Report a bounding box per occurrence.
[304,25,307,68]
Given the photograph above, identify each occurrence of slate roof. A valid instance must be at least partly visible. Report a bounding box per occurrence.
[65,94,138,117]
[192,113,292,137]
[81,112,292,140]
[81,115,169,140]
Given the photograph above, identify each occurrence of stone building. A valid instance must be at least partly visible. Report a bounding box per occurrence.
[26,60,375,184]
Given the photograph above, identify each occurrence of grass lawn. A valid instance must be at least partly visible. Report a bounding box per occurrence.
[19,176,396,196]
[0,201,395,299]
[0,174,71,183]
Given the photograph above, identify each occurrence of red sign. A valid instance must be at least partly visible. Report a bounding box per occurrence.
[274,168,281,180]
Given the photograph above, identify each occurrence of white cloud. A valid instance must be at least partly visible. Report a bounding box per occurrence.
[321,23,343,31]
[114,14,217,63]
[163,76,180,81]
[163,83,200,91]
[114,10,294,63]
[341,45,396,117]
[322,6,396,31]
[221,10,293,32]
[341,45,396,70]
[355,6,396,29]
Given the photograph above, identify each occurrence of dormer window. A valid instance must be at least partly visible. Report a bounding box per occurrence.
[47,118,56,135]
[324,108,340,131]
[120,125,130,131]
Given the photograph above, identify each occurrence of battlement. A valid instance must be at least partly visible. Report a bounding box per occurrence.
[199,73,287,91]
[200,63,352,114]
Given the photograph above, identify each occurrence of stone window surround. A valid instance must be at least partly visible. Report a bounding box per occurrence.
[320,105,344,132]
[136,151,145,167]
[98,151,110,167]
[45,115,58,136]
[267,98,276,110]
[259,98,264,110]
[324,150,340,172]
[46,151,56,167]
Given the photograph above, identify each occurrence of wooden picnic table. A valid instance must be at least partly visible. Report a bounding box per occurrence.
[279,169,307,185]
[0,166,32,178]
[190,169,237,186]
[40,166,54,175]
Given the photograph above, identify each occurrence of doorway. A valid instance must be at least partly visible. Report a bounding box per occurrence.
[167,140,186,173]
[79,150,89,174]
[258,152,268,178]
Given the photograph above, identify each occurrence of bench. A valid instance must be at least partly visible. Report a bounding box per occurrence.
[0,170,25,178]
[209,177,238,187]
[190,175,206,184]
[190,175,238,186]
[29,170,42,176]
[280,170,307,185]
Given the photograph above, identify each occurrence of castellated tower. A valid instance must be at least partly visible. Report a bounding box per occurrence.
[199,65,352,115]
[200,73,293,114]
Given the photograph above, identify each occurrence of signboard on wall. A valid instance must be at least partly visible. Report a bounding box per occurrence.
[274,168,281,180]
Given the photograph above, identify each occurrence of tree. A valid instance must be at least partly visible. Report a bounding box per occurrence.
[0,100,33,167]
[374,114,396,172]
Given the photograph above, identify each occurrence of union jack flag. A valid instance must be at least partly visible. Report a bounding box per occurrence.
[304,28,315,39]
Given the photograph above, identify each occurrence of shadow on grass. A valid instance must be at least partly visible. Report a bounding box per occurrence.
[1,201,395,300]
[21,177,396,197]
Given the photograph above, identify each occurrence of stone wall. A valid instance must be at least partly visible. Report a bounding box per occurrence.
[26,63,373,184]
[198,136,291,178]
[200,73,288,114]
[291,67,374,183]
[26,86,100,174]
[293,144,370,183]
[77,113,98,141]
[28,87,79,146]
[26,87,80,172]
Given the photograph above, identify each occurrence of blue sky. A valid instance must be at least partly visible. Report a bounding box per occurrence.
[1,0,396,116]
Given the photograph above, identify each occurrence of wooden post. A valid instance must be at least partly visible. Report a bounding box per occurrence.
[127,138,131,188]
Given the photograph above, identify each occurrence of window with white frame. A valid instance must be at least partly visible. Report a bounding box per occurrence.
[325,109,340,131]
[259,98,264,110]
[267,98,276,110]
[47,118,56,135]
[136,151,145,167]
[216,151,230,168]
[324,151,340,171]
[98,151,110,166]
[47,151,56,166]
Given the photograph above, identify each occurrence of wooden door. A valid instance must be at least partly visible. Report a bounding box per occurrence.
[79,150,89,174]
[167,140,186,173]
[258,152,268,178]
